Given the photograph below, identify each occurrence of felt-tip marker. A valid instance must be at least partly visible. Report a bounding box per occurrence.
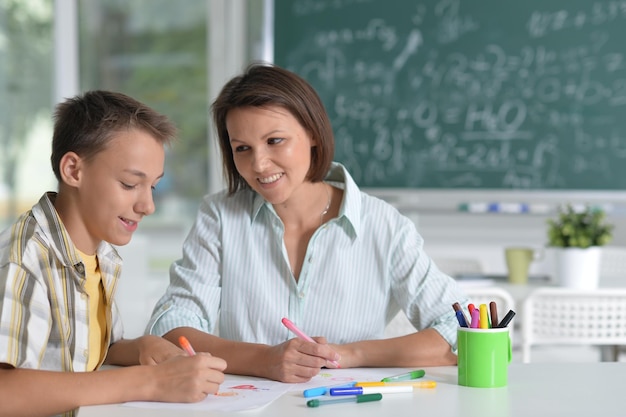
[479,304,490,329]
[489,301,499,327]
[381,369,425,382]
[179,335,219,395]
[470,308,480,328]
[330,386,413,396]
[455,310,469,327]
[357,381,436,388]
[306,393,382,407]
[497,310,516,328]
[179,336,196,356]
[452,302,469,328]
[281,317,340,368]
[303,382,357,398]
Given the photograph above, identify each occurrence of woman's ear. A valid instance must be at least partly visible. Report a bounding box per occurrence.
[307,129,317,146]
[58,152,83,187]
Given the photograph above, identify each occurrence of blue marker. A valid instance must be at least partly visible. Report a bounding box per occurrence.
[303,381,357,398]
[452,302,469,328]
[455,310,469,327]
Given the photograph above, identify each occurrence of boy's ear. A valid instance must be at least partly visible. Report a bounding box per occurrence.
[58,152,83,187]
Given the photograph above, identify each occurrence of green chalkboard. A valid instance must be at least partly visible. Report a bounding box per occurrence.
[274,0,626,190]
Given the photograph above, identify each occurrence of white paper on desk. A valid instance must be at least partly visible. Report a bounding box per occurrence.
[123,376,290,412]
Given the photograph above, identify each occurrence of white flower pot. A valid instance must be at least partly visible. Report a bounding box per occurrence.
[555,246,602,289]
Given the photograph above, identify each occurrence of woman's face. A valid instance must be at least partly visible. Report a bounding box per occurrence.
[226,105,316,205]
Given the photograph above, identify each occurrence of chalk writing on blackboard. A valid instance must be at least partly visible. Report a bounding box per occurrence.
[275,0,626,190]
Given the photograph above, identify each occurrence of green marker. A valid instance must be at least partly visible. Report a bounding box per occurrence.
[381,369,426,382]
[306,393,382,408]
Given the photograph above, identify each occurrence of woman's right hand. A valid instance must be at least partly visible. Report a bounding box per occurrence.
[263,337,341,383]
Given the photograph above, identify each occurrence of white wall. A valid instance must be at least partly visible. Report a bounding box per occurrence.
[370,187,626,277]
[414,209,626,278]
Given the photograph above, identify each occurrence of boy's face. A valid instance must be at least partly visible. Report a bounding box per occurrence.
[70,128,165,252]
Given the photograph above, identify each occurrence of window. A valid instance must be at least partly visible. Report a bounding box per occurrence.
[0,0,55,229]
[79,0,210,221]
[0,0,267,236]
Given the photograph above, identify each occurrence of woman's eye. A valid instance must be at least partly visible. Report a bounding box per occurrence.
[121,182,135,190]
[234,145,249,152]
[268,137,284,145]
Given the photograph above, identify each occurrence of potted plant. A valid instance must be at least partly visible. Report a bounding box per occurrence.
[547,204,613,289]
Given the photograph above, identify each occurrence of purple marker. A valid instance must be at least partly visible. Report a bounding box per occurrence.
[470,308,480,328]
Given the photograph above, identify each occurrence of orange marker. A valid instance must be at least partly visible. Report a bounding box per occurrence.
[179,336,196,356]
[179,335,220,395]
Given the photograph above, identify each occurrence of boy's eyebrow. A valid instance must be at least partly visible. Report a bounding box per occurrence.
[124,169,165,179]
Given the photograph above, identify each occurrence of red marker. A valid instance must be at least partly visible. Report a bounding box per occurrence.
[468,303,476,316]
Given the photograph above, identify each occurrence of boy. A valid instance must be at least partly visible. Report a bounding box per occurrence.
[0,91,226,417]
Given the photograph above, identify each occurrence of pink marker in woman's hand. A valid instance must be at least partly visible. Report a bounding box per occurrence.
[281,317,341,368]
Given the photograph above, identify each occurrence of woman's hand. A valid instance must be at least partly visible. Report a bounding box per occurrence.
[263,337,341,383]
[135,335,186,365]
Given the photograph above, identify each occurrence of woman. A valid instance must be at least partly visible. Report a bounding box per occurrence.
[147,63,466,383]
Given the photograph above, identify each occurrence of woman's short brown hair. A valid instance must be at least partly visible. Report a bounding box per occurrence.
[211,63,334,194]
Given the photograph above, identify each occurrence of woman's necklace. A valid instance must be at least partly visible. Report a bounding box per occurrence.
[319,182,331,227]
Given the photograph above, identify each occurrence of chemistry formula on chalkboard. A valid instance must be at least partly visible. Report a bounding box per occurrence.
[275,0,626,190]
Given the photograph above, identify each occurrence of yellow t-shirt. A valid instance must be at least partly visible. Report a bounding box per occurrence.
[76,248,108,371]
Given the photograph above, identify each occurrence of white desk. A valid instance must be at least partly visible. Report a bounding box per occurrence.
[78,363,624,417]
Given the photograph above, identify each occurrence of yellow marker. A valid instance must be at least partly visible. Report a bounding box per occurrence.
[479,303,490,329]
[355,381,437,388]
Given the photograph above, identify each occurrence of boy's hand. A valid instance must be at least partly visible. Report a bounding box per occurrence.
[148,353,227,402]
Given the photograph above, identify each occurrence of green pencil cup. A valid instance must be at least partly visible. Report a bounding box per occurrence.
[457,327,511,388]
